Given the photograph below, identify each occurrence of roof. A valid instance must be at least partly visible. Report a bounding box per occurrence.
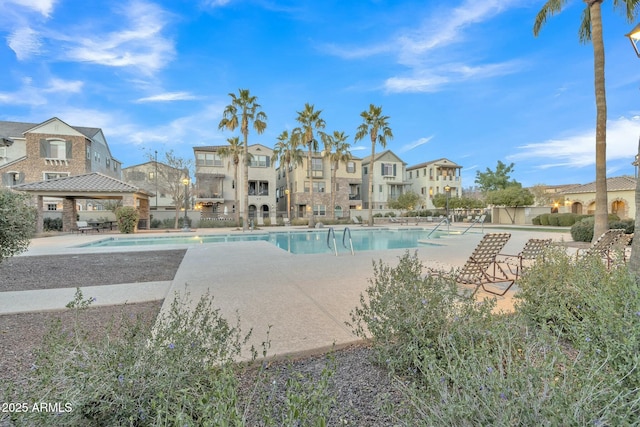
[407,158,462,170]
[561,176,636,194]
[0,118,101,140]
[12,172,152,196]
[361,149,407,165]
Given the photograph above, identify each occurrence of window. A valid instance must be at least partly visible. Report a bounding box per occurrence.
[40,139,71,160]
[347,161,356,173]
[250,155,270,168]
[381,163,394,176]
[334,206,343,218]
[363,166,368,175]
[149,171,155,180]
[312,158,323,170]
[44,172,69,180]
[196,153,223,166]
[87,147,90,160]
[313,181,325,192]
[313,205,326,216]
[47,204,57,211]
[106,158,111,167]
[409,171,412,179]
[0,147,6,158]
[379,185,383,193]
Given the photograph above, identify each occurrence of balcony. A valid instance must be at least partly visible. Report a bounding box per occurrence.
[349,193,361,200]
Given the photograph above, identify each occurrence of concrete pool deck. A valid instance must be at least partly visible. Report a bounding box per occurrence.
[4,225,573,359]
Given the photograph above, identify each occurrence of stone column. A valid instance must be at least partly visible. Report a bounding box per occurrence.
[35,195,44,234]
[138,196,150,230]
[62,198,77,232]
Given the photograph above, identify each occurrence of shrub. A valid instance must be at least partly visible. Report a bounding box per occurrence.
[115,206,139,233]
[538,213,550,226]
[609,219,634,234]
[548,214,560,226]
[532,215,541,225]
[570,217,594,242]
[557,213,577,226]
[0,189,36,262]
[43,217,63,231]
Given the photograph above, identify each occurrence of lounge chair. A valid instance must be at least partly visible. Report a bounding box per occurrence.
[428,233,512,297]
[74,220,98,234]
[389,217,408,225]
[352,217,363,226]
[577,229,627,269]
[497,238,552,281]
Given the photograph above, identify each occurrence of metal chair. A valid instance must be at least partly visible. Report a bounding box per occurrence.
[497,238,553,281]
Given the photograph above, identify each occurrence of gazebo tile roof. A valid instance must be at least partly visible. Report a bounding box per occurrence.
[12,172,146,193]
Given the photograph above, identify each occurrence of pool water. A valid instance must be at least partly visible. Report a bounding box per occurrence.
[78,228,452,254]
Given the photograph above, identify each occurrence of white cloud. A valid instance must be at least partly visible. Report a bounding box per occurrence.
[62,1,175,75]
[507,116,640,169]
[7,27,42,60]
[399,136,434,153]
[135,92,197,103]
[0,77,83,106]
[201,0,232,7]
[44,78,84,93]
[4,0,56,17]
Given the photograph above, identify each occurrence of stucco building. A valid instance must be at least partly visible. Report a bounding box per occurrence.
[361,150,410,210]
[406,158,463,210]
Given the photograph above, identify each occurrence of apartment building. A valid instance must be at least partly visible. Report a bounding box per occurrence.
[122,161,186,210]
[193,143,276,222]
[276,152,362,219]
[0,117,122,210]
[361,150,410,210]
[406,158,463,210]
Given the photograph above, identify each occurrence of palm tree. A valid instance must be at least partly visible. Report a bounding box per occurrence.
[271,130,304,220]
[355,104,393,226]
[218,137,243,226]
[218,89,267,231]
[294,103,326,228]
[322,131,352,220]
[534,1,637,243]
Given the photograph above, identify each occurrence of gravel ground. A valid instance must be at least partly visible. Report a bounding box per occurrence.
[0,249,402,425]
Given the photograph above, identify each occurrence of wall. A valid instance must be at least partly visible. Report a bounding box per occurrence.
[491,206,551,225]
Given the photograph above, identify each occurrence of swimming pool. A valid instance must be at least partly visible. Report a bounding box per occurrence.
[77,228,454,254]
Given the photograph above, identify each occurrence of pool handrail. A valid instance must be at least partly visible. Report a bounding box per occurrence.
[461,214,486,235]
[426,217,450,239]
[342,227,355,255]
[327,227,338,256]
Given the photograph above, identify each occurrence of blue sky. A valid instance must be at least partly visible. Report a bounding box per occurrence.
[1,0,640,188]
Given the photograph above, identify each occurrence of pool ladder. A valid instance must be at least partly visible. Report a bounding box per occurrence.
[327,227,354,256]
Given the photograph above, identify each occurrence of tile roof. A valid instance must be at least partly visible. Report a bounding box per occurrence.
[561,176,636,194]
[12,172,150,194]
[0,119,101,140]
[407,158,462,170]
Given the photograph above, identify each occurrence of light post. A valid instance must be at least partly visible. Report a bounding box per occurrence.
[182,177,190,232]
[285,188,291,221]
[444,185,451,232]
[625,23,640,57]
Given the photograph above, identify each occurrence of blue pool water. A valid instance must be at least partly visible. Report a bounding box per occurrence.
[78,228,453,254]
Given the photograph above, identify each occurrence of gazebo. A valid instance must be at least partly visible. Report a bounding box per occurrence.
[12,172,153,233]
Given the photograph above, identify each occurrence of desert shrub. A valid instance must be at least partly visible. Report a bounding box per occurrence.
[538,213,550,226]
[291,218,309,226]
[150,218,162,228]
[548,214,560,226]
[350,251,640,425]
[373,213,384,218]
[516,247,640,391]
[115,206,139,234]
[557,213,577,226]
[570,217,594,242]
[532,215,541,225]
[43,217,63,231]
[0,189,36,262]
[384,212,396,217]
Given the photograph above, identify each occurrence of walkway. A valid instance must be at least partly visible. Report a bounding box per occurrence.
[3,225,572,359]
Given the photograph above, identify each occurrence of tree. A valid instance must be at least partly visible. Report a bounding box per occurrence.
[218,137,244,225]
[474,161,517,193]
[0,189,36,262]
[485,186,535,224]
[321,131,352,219]
[219,89,268,231]
[533,0,638,243]
[271,130,304,220]
[147,150,192,229]
[387,191,421,212]
[355,104,393,226]
[529,184,557,207]
[293,103,326,228]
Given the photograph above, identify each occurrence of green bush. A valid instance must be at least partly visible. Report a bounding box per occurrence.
[538,213,550,225]
[548,214,560,226]
[570,217,594,242]
[0,189,36,262]
[609,219,634,234]
[115,206,139,233]
[557,213,577,226]
[532,215,541,225]
[43,217,63,231]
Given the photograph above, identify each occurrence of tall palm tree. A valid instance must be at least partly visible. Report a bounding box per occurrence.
[322,131,352,220]
[294,103,326,228]
[271,130,304,220]
[218,89,267,231]
[218,137,243,226]
[355,104,393,226]
[534,0,637,243]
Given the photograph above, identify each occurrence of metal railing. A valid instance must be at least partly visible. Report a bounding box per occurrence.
[426,217,450,239]
[461,214,486,235]
[343,227,354,255]
[327,227,338,256]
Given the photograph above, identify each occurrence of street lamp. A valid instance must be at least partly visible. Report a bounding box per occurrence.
[444,185,451,221]
[625,23,640,57]
[182,177,190,232]
[285,188,291,220]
